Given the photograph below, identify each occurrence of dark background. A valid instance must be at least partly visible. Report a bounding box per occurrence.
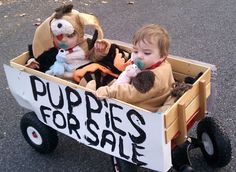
[0,0,235,171]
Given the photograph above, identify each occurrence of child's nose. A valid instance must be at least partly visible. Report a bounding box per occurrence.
[137,53,144,59]
[61,36,67,42]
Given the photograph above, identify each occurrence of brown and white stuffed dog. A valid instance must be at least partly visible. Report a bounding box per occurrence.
[26,4,105,79]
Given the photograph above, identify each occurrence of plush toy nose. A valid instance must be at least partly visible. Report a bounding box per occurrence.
[57,23,62,28]
[56,34,63,41]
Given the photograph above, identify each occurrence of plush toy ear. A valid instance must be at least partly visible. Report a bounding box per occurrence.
[78,12,104,39]
[32,14,55,58]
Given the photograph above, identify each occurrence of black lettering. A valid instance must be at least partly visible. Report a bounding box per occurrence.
[67,113,81,139]
[30,76,46,101]
[127,110,146,144]
[105,112,110,128]
[85,91,102,119]
[101,130,116,152]
[103,99,108,107]
[132,143,147,166]
[53,110,66,129]
[110,103,126,136]
[65,86,82,113]
[40,105,51,123]
[47,83,64,109]
[119,136,130,160]
[85,119,99,146]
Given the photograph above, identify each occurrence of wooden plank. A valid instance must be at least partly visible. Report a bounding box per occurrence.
[165,82,211,143]
[172,72,189,82]
[164,69,211,128]
[167,57,208,77]
[185,83,210,121]
[164,104,178,129]
[178,69,211,105]
[164,83,199,129]
[165,118,179,143]
[197,80,207,120]
[176,103,187,144]
[10,52,29,65]
[185,95,200,122]
[10,53,84,90]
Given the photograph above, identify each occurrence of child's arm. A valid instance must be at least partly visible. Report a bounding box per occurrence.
[95,83,140,102]
[95,62,175,103]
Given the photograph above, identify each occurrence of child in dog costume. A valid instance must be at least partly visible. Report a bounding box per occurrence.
[25,4,107,80]
[26,4,132,87]
[90,24,175,112]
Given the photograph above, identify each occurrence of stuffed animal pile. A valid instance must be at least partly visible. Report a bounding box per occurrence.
[26,3,131,88]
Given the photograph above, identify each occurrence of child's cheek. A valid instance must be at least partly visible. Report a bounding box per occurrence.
[67,38,77,49]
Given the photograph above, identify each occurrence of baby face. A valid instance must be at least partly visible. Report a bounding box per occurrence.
[53,31,78,50]
[132,40,164,69]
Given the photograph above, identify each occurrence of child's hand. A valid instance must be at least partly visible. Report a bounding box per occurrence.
[25,58,40,69]
[94,39,110,54]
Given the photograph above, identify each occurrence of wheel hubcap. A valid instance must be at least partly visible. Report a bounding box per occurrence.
[27,126,43,145]
[202,132,214,155]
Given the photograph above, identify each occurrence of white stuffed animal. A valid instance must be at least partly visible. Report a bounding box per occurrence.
[46,49,73,76]
[113,64,141,85]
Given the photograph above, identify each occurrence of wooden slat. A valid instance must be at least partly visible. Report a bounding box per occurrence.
[164,71,211,128]
[172,71,189,82]
[164,69,211,144]
[176,103,187,144]
[164,104,178,130]
[10,52,29,65]
[197,80,207,120]
[10,53,84,90]
[165,82,211,143]
[167,56,208,77]
[178,69,211,105]
[165,118,179,143]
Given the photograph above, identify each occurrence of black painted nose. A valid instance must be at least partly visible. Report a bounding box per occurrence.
[57,23,62,28]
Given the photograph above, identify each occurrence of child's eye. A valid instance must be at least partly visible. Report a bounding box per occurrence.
[133,50,138,54]
[144,52,151,55]
[67,31,76,38]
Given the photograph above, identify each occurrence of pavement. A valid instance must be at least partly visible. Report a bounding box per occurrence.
[0,0,235,172]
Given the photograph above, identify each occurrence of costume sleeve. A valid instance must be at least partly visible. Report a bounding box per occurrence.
[36,47,58,72]
[96,61,174,104]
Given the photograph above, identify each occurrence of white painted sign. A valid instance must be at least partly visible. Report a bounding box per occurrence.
[4,64,172,172]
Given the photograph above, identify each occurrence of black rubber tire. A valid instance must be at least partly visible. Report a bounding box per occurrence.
[111,156,138,172]
[197,117,231,167]
[20,112,58,154]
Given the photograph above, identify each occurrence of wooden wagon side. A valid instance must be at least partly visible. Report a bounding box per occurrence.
[10,48,212,147]
[165,56,211,145]
[9,52,82,89]
[7,41,232,172]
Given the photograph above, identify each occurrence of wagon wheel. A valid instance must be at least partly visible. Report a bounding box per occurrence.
[20,112,58,154]
[197,117,232,167]
[111,156,137,172]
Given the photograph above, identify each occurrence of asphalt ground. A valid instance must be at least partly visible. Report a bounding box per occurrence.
[0,0,235,172]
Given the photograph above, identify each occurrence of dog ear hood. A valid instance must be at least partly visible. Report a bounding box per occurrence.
[32,14,55,58]
[32,5,104,58]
